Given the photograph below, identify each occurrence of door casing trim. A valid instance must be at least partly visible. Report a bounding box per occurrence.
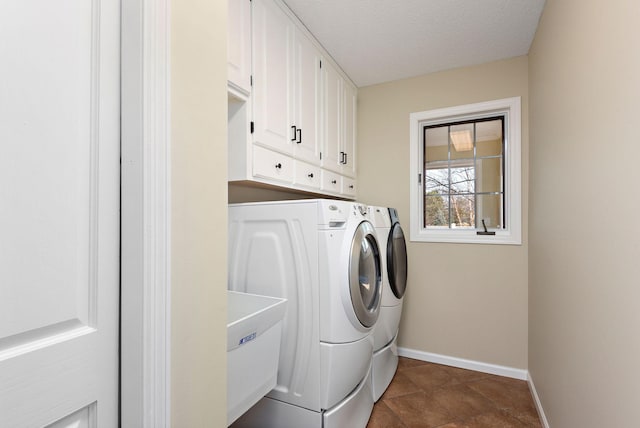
[121,0,171,425]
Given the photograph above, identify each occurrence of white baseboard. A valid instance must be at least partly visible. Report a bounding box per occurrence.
[397,347,528,380]
[527,373,551,428]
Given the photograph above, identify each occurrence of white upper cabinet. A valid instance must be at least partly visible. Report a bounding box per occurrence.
[252,0,321,164]
[252,0,293,154]
[322,61,357,178]
[342,80,357,178]
[228,0,252,97]
[291,28,321,165]
[322,59,343,174]
[228,0,357,198]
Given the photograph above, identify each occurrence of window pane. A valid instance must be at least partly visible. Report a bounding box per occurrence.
[450,194,475,228]
[476,138,502,157]
[425,168,449,193]
[424,194,449,227]
[476,157,502,193]
[450,165,474,194]
[476,194,503,229]
[450,123,474,160]
[425,126,449,162]
[421,115,507,235]
[476,120,503,157]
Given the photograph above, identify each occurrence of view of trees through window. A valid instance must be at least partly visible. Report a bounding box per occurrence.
[423,117,504,229]
[425,166,475,227]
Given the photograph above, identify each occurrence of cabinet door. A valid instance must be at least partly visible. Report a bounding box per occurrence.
[228,0,251,95]
[252,0,293,154]
[292,29,321,165]
[342,81,357,177]
[322,60,343,174]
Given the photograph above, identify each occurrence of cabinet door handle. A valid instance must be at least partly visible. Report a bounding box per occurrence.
[331,179,337,184]
[344,152,348,165]
[307,173,314,178]
[291,126,297,142]
[275,163,282,169]
[340,151,345,164]
[297,128,302,144]
[349,185,354,189]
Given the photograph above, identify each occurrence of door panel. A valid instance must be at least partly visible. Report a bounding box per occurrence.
[0,0,120,426]
[46,404,95,428]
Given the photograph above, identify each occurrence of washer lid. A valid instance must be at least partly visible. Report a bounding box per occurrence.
[387,223,407,299]
[349,221,382,328]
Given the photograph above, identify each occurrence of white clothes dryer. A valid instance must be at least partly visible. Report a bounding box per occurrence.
[228,199,383,428]
[368,206,408,402]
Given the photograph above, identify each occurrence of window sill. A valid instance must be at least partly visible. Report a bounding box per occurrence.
[410,229,521,245]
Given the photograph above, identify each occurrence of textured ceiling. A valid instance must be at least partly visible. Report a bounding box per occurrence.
[284,0,545,87]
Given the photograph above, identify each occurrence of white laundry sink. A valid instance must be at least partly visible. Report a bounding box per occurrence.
[227,290,287,426]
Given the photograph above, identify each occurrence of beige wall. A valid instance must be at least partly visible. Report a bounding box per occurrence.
[528,0,640,426]
[358,56,529,369]
[171,0,227,425]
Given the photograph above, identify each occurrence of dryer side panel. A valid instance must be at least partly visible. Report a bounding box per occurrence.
[228,203,322,411]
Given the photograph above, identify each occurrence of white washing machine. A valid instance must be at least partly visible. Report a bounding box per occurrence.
[368,206,408,402]
[228,199,383,428]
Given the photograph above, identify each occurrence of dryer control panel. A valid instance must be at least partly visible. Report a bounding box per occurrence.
[354,204,368,217]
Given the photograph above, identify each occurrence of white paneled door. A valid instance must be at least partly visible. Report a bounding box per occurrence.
[0,0,120,427]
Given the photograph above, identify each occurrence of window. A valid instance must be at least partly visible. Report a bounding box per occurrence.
[424,117,504,229]
[409,97,522,244]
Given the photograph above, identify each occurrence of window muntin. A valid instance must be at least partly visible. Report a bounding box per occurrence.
[423,118,504,230]
[409,97,522,245]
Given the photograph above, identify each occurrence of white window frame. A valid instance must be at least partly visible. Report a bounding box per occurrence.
[409,97,522,245]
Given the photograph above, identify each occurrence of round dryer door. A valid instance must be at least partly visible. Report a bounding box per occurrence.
[387,223,407,299]
[349,221,382,328]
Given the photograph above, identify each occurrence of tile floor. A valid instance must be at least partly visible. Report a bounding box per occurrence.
[367,357,542,428]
